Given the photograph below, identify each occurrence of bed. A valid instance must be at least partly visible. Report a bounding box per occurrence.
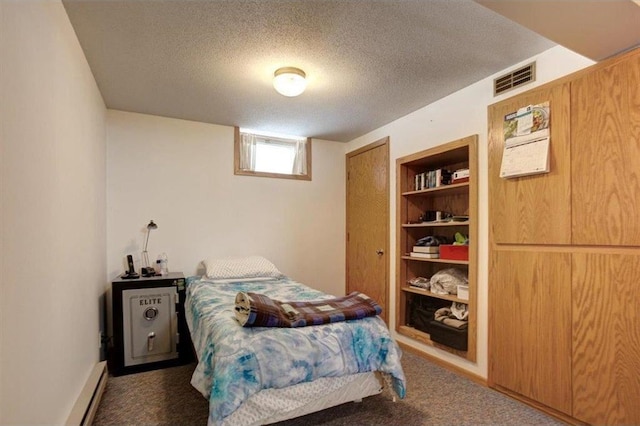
[185,256,406,425]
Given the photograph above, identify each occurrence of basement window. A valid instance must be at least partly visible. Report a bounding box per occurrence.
[234,127,312,181]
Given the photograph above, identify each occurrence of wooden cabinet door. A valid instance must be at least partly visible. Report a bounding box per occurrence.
[488,83,571,245]
[572,253,640,425]
[489,250,572,414]
[571,54,640,246]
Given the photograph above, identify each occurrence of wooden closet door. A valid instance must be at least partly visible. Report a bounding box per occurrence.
[489,250,572,414]
[346,138,389,323]
[488,83,571,245]
[572,253,640,425]
[571,54,640,246]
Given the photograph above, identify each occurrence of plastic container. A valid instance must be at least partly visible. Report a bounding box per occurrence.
[156,253,168,276]
[429,320,468,351]
[439,244,469,261]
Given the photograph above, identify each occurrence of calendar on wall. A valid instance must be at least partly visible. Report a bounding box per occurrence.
[500,101,550,179]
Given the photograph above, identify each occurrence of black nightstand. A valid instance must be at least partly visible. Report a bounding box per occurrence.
[111,272,194,376]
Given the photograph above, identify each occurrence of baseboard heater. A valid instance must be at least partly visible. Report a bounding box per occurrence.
[66,361,108,426]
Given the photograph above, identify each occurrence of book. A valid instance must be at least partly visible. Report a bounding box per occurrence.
[451,176,469,184]
[412,246,440,253]
[453,169,469,180]
[409,284,429,291]
[435,168,452,187]
[410,252,440,259]
[415,169,453,190]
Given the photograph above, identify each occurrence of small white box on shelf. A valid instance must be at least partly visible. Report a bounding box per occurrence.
[453,169,469,180]
[457,285,469,300]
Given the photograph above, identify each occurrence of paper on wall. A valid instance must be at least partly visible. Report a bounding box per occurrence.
[500,102,550,179]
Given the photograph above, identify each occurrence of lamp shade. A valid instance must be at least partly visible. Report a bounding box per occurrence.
[273,67,307,97]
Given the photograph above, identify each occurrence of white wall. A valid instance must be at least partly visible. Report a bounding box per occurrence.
[346,45,595,379]
[106,111,346,296]
[0,2,106,424]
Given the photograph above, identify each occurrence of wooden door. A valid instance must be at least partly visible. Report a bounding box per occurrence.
[488,83,572,245]
[489,250,572,415]
[346,138,389,323]
[571,53,640,246]
[572,253,640,425]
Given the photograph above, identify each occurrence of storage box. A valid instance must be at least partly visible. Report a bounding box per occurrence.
[457,285,469,300]
[453,169,469,180]
[439,244,469,261]
[429,320,468,351]
[451,176,469,184]
[409,298,450,334]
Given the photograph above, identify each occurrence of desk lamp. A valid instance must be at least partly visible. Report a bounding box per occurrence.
[141,220,158,277]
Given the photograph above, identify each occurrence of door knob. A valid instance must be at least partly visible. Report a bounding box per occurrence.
[376,249,384,256]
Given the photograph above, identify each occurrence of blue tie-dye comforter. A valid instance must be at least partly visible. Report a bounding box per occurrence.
[185,276,406,424]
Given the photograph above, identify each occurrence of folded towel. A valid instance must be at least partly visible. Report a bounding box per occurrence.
[235,291,382,328]
[434,307,468,329]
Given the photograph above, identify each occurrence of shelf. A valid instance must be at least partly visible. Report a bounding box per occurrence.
[397,325,469,358]
[401,286,468,304]
[402,182,469,197]
[401,255,469,265]
[396,135,477,364]
[403,221,469,228]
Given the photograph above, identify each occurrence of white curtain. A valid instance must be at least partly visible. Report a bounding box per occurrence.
[291,139,307,175]
[239,132,257,171]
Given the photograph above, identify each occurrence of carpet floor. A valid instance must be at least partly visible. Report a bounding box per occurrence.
[94,351,563,425]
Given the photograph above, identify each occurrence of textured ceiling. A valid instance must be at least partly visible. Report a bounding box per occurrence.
[62,0,557,142]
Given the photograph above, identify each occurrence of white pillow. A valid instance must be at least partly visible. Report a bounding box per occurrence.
[203,256,283,280]
[206,277,277,284]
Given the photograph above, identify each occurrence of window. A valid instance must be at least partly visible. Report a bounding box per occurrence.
[234,127,312,180]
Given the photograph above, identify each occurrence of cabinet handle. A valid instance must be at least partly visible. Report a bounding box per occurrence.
[147,332,155,351]
[376,249,384,256]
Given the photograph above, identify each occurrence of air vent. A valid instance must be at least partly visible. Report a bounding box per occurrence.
[494,62,536,96]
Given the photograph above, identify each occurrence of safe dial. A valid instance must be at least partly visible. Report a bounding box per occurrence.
[143,307,159,320]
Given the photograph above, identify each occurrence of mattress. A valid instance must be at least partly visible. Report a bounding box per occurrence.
[185,276,406,425]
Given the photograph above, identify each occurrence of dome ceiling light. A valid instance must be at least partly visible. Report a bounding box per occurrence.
[273,67,307,97]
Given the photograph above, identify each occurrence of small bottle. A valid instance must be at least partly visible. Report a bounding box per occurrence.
[158,253,168,276]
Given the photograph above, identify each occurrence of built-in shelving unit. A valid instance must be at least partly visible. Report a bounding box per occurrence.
[395,135,477,361]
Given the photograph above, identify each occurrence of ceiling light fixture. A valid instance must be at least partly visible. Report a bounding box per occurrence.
[273,67,307,97]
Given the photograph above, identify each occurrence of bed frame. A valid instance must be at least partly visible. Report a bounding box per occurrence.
[221,372,383,425]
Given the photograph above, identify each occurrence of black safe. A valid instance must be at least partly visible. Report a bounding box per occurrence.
[111,272,193,376]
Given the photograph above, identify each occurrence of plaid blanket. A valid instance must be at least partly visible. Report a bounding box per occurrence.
[234,291,382,327]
